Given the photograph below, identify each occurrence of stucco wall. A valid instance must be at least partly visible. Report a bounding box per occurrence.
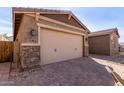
[89,35,110,55]
[14,14,40,68]
[14,15,25,64]
[14,15,38,44]
[23,15,38,43]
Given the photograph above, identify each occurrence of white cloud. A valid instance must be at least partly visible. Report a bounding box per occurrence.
[0,18,12,36]
[0,26,12,36]
[0,18,12,26]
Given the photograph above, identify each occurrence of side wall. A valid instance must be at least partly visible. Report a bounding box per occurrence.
[14,16,25,66]
[14,14,40,68]
[89,35,110,55]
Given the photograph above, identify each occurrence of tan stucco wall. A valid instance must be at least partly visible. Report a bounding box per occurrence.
[40,28,83,65]
[14,16,25,64]
[23,15,38,43]
[14,15,38,43]
[14,14,39,66]
[89,35,110,55]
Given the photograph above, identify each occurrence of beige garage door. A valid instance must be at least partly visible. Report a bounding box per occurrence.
[40,28,83,65]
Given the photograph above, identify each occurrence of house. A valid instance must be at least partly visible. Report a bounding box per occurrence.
[7,36,13,41]
[0,34,9,41]
[119,44,124,52]
[13,8,90,68]
[88,28,120,55]
[119,42,124,52]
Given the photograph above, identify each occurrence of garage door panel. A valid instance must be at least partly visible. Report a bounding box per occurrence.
[40,28,83,65]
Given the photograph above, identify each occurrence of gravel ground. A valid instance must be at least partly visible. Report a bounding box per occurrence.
[91,52,124,80]
[0,62,15,85]
[0,62,10,80]
[8,57,114,86]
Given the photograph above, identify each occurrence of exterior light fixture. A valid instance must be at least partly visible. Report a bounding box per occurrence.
[31,29,37,36]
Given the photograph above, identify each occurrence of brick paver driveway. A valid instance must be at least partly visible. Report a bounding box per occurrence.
[9,57,114,86]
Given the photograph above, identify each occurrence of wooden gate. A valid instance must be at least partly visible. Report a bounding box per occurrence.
[0,41,13,62]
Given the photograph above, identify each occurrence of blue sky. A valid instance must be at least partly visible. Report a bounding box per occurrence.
[0,7,124,42]
[0,7,12,36]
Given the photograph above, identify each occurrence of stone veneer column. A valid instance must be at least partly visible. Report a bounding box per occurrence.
[20,46,40,68]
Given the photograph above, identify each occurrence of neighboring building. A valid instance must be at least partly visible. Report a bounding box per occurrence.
[13,8,90,68]
[7,36,13,41]
[88,28,120,55]
[0,34,9,41]
[119,42,124,52]
[119,45,124,52]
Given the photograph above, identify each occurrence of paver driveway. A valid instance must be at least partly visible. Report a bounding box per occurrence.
[8,57,114,86]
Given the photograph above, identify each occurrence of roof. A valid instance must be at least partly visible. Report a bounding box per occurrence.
[13,7,91,41]
[13,7,72,14]
[88,28,120,38]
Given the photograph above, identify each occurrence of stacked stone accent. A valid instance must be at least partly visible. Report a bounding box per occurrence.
[21,46,40,68]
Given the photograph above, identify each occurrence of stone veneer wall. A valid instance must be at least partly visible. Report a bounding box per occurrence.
[21,46,40,68]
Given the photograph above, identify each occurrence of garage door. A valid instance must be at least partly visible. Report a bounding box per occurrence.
[40,28,83,65]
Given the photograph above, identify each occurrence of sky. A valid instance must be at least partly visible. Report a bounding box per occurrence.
[0,7,124,42]
[0,7,12,36]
